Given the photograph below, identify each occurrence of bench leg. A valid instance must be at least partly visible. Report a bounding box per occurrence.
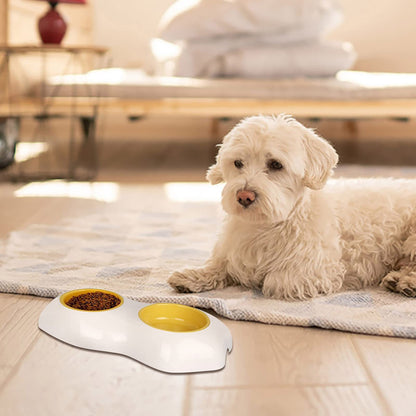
[0,117,19,170]
[344,119,359,161]
[68,116,98,179]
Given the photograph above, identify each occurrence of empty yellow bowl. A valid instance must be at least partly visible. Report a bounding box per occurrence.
[139,303,210,332]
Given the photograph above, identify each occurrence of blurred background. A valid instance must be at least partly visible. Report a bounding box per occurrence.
[1,0,416,182]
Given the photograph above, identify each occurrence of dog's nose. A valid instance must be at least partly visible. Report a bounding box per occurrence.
[237,190,256,207]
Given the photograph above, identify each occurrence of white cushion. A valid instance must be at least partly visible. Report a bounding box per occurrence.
[155,39,356,78]
[158,0,343,42]
[203,41,356,78]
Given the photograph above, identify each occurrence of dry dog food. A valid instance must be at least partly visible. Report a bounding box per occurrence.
[66,291,121,310]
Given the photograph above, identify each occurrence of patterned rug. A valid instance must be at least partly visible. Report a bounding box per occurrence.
[2,170,416,338]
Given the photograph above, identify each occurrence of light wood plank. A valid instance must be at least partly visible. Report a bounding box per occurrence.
[0,0,7,44]
[188,385,385,416]
[0,45,108,54]
[353,335,416,416]
[0,294,47,386]
[110,98,416,119]
[0,366,12,386]
[0,331,188,416]
[2,97,416,119]
[0,187,57,236]
[0,184,109,237]
[192,320,368,388]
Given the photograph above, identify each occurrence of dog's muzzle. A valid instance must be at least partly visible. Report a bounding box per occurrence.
[236,189,256,208]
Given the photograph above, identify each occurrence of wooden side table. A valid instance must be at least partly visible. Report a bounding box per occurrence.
[0,44,108,180]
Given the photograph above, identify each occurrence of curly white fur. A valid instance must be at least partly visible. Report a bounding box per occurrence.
[168,114,416,300]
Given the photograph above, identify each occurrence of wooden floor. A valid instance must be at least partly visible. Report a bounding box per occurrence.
[1,166,416,416]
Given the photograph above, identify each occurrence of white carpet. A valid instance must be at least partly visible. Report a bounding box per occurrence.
[2,179,416,338]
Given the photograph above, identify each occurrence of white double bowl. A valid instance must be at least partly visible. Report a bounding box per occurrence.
[39,288,233,374]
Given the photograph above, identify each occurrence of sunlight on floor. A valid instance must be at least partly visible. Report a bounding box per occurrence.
[164,182,222,202]
[14,142,49,163]
[14,180,119,203]
[336,70,416,88]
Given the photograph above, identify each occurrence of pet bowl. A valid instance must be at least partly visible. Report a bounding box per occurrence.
[38,288,232,373]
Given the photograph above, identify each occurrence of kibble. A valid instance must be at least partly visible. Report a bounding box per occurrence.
[66,291,121,310]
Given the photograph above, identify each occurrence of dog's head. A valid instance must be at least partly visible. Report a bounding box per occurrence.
[207,114,338,223]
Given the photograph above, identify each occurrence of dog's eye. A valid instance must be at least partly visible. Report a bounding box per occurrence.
[267,159,283,171]
[234,160,244,169]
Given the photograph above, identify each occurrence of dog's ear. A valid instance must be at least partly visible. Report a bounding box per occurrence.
[206,162,224,184]
[206,142,225,184]
[301,127,338,190]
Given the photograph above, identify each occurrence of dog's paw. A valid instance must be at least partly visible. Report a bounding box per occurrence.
[168,269,210,293]
[168,271,197,293]
[381,271,400,292]
[381,270,416,297]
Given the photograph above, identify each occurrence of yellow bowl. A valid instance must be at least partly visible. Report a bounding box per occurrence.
[138,303,210,332]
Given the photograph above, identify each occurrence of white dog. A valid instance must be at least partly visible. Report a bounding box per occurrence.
[168,114,416,300]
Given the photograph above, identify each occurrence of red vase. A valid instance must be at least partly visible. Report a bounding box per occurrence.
[38,4,67,45]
